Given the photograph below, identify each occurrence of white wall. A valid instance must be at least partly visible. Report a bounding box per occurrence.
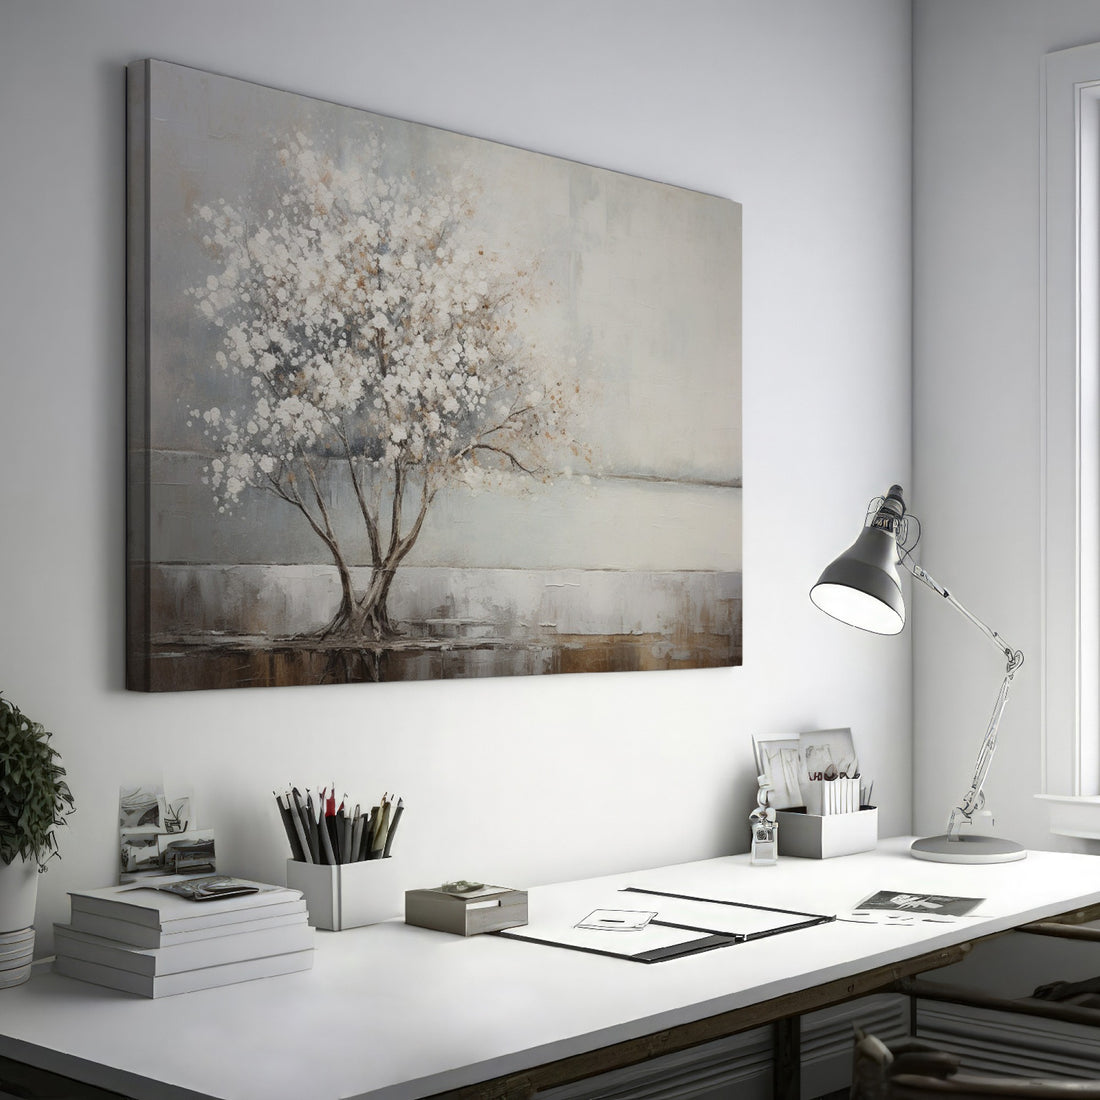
[913,0,1100,849]
[0,0,912,952]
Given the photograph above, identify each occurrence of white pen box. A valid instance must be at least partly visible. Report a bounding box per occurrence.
[286,858,404,931]
[776,806,878,859]
[404,886,528,936]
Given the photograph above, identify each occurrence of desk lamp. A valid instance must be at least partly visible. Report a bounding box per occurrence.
[810,484,1026,864]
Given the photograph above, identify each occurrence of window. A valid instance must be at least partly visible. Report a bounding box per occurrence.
[1042,42,1100,799]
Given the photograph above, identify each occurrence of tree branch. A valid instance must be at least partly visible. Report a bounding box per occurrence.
[336,424,382,567]
[466,443,537,475]
[301,453,339,550]
[388,459,406,560]
[480,405,534,436]
[264,474,336,555]
[388,473,436,572]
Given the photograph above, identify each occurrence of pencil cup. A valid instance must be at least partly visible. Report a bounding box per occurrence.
[774,806,878,859]
[286,858,406,931]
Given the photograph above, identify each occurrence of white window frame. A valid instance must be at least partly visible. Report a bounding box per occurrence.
[1042,42,1100,798]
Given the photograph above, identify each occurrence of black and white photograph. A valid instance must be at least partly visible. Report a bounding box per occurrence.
[118,785,162,830]
[798,728,858,782]
[854,891,984,918]
[752,737,804,809]
[158,830,216,875]
[162,797,192,835]
[119,832,160,875]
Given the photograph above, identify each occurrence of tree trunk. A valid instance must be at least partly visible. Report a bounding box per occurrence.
[355,566,398,639]
[312,551,358,638]
[305,467,433,643]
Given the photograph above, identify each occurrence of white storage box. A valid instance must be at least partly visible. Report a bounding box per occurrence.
[776,807,878,859]
[286,858,404,931]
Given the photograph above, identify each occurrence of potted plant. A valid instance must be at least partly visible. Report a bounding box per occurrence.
[0,692,74,936]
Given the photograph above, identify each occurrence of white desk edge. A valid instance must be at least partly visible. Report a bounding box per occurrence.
[1,837,1098,1100]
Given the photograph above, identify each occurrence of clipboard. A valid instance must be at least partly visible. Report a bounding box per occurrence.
[493,886,834,964]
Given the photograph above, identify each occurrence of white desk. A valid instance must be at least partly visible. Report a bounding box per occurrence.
[1,837,1099,1100]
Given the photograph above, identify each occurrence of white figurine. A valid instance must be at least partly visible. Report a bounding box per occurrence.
[750,774,778,865]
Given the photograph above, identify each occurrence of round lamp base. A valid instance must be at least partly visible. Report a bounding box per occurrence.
[910,834,1027,864]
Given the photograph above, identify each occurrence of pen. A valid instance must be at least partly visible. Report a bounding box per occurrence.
[370,796,391,860]
[329,789,345,864]
[341,806,354,865]
[295,788,319,864]
[364,804,380,859]
[363,809,380,858]
[306,791,326,865]
[276,790,307,863]
[318,792,337,866]
[282,783,405,862]
[382,798,404,858]
[350,805,364,864]
[274,791,295,859]
[336,805,348,864]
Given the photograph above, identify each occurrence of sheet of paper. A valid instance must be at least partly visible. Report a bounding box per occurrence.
[496,890,722,960]
[575,909,657,932]
[496,886,829,962]
[632,894,820,938]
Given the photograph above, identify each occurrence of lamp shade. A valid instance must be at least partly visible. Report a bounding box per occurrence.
[810,526,905,635]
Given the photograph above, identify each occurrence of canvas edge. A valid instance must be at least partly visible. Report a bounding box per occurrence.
[125,59,152,692]
[133,58,742,211]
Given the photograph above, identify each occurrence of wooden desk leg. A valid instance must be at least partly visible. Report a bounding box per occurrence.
[773,1015,801,1100]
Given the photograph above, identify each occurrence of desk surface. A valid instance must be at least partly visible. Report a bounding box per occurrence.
[2,837,1099,1100]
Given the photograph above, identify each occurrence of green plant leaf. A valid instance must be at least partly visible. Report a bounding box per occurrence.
[0,692,75,870]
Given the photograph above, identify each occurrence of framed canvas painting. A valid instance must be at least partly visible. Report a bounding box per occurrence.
[127,60,742,691]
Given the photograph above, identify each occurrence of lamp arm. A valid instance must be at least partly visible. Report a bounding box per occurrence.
[899,559,1025,838]
[901,561,1021,664]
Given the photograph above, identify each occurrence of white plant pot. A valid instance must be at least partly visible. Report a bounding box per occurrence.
[0,856,39,933]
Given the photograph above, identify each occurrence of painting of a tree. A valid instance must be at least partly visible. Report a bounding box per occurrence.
[187,133,580,642]
[126,60,742,692]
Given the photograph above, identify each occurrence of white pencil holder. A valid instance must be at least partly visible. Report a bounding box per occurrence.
[286,858,405,931]
[776,806,878,859]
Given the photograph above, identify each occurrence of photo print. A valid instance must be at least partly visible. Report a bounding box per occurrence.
[752,737,803,809]
[158,829,216,875]
[798,728,858,782]
[118,784,162,830]
[118,783,210,882]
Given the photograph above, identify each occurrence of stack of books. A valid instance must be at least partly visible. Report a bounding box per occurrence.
[53,875,314,998]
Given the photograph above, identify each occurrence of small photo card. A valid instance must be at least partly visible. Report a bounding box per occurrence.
[120,831,161,874]
[119,784,163,830]
[799,728,858,782]
[845,890,985,925]
[158,829,216,875]
[162,795,192,834]
[575,909,657,932]
[753,737,803,809]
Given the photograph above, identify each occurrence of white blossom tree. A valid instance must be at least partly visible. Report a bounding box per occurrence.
[189,131,584,640]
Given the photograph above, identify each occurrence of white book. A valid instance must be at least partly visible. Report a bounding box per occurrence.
[67,876,302,932]
[67,903,308,948]
[54,921,314,976]
[54,948,314,998]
